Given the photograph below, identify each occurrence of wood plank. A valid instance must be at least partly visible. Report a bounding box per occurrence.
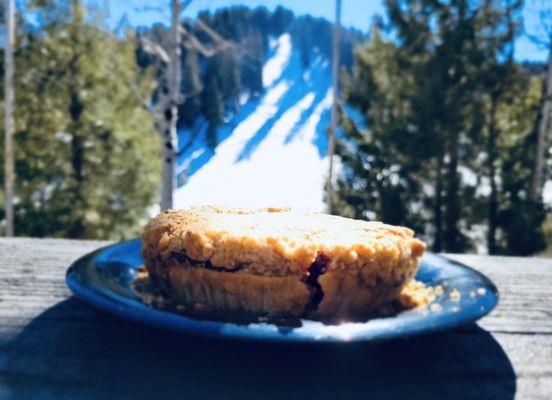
[0,238,551,399]
[444,254,552,334]
[0,238,111,339]
[1,239,550,335]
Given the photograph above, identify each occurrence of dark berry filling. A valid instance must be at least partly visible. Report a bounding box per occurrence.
[171,250,331,314]
[302,253,331,313]
[171,251,244,272]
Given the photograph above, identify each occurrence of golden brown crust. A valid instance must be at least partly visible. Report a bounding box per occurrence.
[143,254,309,322]
[168,262,309,322]
[142,254,418,323]
[142,206,426,277]
[313,256,419,322]
[141,206,427,323]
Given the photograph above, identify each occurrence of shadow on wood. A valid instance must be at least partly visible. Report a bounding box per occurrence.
[0,297,516,400]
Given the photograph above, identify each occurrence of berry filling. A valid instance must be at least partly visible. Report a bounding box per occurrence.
[301,253,331,313]
[171,251,245,272]
[171,250,331,314]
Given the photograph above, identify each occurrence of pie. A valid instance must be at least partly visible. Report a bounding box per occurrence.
[141,206,426,323]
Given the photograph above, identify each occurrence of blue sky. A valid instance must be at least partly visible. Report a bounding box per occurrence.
[106,0,549,62]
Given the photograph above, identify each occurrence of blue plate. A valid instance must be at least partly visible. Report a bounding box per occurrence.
[66,239,498,343]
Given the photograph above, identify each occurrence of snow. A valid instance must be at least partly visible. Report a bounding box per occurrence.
[458,166,477,187]
[262,34,292,88]
[174,33,333,211]
[544,180,552,205]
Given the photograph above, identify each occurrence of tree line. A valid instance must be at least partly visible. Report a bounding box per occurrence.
[136,5,361,150]
[333,0,551,255]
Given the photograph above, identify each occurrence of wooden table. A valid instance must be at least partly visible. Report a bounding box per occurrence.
[0,238,550,399]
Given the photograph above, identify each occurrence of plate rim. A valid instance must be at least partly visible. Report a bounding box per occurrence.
[65,239,499,343]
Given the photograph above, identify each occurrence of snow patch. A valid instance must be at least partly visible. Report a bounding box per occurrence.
[459,166,477,187]
[544,180,552,205]
[262,34,291,88]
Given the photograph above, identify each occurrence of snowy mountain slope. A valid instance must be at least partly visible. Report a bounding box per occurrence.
[174,34,333,211]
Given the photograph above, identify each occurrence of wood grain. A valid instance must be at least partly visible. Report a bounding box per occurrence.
[0,238,550,399]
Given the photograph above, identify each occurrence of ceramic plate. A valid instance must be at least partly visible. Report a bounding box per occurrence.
[66,239,498,342]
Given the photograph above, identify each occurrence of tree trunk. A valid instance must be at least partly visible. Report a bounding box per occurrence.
[4,0,15,237]
[444,134,461,252]
[160,0,182,211]
[487,96,499,254]
[531,51,552,201]
[68,0,85,238]
[69,91,84,183]
[433,155,443,252]
[327,0,341,214]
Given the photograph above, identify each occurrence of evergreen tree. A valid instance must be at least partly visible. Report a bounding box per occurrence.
[271,6,293,36]
[10,1,160,239]
[334,29,424,233]
[216,49,241,112]
[178,48,202,127]
[202,60,224,149]
[241,29,264,96]
[335,0,529,253]
[297,20,311,70]
[495,73,547,254]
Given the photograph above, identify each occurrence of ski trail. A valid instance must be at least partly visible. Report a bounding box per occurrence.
[175,33,333,211]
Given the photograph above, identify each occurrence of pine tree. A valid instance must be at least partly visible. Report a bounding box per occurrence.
[271,6,293,36]
[241,30,264,96]
[216,49,241,112]
[202,60,224,149]
[459,1,521,254]
[10,1,160,239]
[294,17,312,70]
[334,29,423,232]
[495,73,547,254]
[178,48,202,127]
[335,0,529,253]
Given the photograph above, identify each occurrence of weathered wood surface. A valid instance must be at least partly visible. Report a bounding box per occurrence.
[0,238,550,400]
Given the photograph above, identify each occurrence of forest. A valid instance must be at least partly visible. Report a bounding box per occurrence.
[333,1,551,255]
[0,0,550,256]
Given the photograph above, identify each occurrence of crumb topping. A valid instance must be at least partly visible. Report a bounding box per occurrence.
[142,206,426,277]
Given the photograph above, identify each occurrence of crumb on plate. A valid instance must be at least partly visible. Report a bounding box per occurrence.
[450,288,461,302]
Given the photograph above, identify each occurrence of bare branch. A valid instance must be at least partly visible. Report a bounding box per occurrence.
[180,19,233,58]
[194,18,232,47]
[182,33,219,57]
[138,35,170,63]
